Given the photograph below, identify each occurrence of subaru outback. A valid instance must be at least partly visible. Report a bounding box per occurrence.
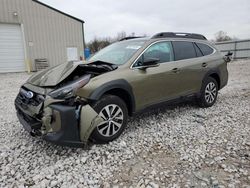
[15,32,229,147]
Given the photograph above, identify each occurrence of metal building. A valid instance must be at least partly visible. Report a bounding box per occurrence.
[0,0,85,73]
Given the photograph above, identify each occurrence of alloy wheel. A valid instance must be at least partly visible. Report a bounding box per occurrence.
[97,104,124,137]
[205,82,217,104]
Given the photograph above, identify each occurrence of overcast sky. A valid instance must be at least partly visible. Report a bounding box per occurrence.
[40,0,250,42]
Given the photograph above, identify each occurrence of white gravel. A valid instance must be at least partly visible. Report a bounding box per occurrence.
[0,60,249,187]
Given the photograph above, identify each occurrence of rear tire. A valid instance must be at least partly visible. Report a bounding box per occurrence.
[90,95,128,144]
[197,77,218,108]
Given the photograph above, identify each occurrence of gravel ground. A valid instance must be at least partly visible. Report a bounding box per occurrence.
[0,60,249,188]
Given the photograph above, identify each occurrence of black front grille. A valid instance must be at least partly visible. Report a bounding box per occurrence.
[15,88,45,107]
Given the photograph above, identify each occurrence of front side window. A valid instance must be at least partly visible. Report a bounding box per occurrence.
[89,40,145,65]
[172,41,196,61]
[196,43,214,56]
[133,41,174,67]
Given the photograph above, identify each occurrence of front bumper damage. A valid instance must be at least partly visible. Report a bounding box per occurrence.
[15,86,103,147]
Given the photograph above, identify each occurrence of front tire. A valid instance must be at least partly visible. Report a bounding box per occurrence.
[90,95,128,144]
[197,77,218,108]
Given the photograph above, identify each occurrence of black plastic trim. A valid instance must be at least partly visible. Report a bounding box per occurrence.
[152,32,207,40]
[43,104,83,147]
[193,42,204,56]
[16,111,40,133]
[15,101,42,131]
[134,93,198,116]
[89,79,136,113]
[202,69,221,89]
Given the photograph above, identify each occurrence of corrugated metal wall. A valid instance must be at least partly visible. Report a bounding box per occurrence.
[0,0,84,69]
[215,39,250,59]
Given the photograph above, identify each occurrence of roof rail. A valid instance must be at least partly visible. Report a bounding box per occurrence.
[152,32,207,40]
[119,36,143,41]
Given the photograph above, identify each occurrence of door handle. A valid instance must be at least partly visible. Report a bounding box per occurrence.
[172,68,180,73]
[202,62,207,67]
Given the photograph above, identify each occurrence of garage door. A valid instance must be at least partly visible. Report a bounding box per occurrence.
[0,24,25,73]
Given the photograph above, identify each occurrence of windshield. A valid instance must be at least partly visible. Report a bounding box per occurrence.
[89,40,146,65]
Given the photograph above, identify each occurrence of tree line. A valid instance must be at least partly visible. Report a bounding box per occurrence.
[87,31,236,54]
[87,31,138,53]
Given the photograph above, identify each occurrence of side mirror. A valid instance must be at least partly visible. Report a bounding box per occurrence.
[139,58,160,70]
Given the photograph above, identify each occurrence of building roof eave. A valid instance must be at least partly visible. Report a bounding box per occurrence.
[32,0,85,23]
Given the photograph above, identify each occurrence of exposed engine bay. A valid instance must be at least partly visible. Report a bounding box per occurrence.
[26,60,118,88]
[57,61,118,88]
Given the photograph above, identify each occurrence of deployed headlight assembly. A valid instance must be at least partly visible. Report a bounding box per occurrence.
[49,74,91,99]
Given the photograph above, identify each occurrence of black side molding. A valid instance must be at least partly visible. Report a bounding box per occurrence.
[89,79,136,113]
[202,69,221,89]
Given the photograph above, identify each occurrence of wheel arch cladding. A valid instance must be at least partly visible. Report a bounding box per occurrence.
[89,79,135,116]
[209,73,220,89]
[203,69,221,89]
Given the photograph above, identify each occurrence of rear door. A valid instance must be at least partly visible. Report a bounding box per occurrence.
[171,41,204,96]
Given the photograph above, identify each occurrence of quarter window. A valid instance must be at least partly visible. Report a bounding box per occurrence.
[172,41,196,61]
[133,42,174,67]
[196,43,214,56]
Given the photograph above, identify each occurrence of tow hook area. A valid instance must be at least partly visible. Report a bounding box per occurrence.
[30,129,42,137]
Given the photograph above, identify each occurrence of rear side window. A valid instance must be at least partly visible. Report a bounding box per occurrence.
[193,43,203,57]
[172,41,196,61]
[196,43,214,56]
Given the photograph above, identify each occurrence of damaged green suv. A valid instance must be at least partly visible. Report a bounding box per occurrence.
[15,32,229,147]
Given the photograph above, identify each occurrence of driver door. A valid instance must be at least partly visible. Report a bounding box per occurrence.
[130,41,180,110]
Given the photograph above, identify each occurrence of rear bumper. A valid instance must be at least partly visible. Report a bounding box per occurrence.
[15,102,85,147]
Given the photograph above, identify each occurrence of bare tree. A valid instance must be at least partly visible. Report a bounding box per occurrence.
[87,31,147,54]
[215,31,232,42]
[87,37,111,53]
[114,31,127,41]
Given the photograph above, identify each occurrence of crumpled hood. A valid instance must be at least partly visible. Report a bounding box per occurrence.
[27,61,82,87]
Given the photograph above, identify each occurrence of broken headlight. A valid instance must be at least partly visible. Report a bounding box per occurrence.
[49,74,91,99]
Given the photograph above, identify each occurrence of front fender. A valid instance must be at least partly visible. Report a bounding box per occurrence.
[88,79,136,113]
